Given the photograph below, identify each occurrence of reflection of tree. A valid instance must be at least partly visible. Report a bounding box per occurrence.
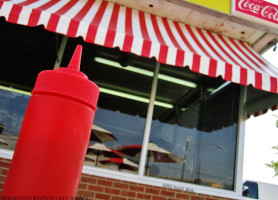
[265,145,278,177]
[266,116,278,177]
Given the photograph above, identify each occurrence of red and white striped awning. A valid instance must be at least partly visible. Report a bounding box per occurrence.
[1,0,278,93]
[1,0,278,117]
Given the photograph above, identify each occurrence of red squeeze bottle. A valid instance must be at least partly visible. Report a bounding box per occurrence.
[1,45,99,198]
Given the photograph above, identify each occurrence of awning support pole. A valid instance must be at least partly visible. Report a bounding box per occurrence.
[235,86,247,194]
[138,61,160,177]
[53,35,68,70]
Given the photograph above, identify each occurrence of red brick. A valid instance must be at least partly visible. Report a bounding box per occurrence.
[152,196,166,200]
[176,193,190,199]
[78,190,94,197]
[88,185,104,192]
[213,197,225,200]
[205,198,217,200]
[80,176,97,184]
[129,185,144,192]
[105,188,120,195]
[136,193,151,200]
[0,175,6,182]
[113,182,129,189]
[111,196,127,200]
[76,196,90,200]
[1,169,8,175]
[145,188,160,195]
[98,179,113,187]
[121,190,136,198]
[95,193,111,200]
[0,183,4,189]
[191,196,205,200]
[161,190,175,197]
[0,161,10,169]
[78,183,88,190]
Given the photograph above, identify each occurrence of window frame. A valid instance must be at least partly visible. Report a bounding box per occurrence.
[0,62,246,199]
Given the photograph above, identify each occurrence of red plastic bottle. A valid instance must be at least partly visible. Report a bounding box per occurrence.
[1,45,99,198]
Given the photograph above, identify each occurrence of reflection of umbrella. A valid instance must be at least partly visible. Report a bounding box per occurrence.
[117,143,184,175]
[0,138,8,145]
[117,142,183,163]
[85,154,100,161]
[90,124,117,143]
[99,157,138,171]
[84,154,107,166]
[87,143,125,166]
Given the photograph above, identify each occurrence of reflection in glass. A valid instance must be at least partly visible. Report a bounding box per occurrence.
[149,68,239,190]
[84,107,147,173]
[83,51,152,173]
[0,42,240,191]
[0,87,30,150]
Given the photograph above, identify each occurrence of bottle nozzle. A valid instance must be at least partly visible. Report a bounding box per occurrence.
[68,45,82,71]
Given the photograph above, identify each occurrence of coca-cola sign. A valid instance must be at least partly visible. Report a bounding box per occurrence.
[234,0,278,26]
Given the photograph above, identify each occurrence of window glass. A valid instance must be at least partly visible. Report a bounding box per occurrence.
[0,87,30,150]
[83,50,153,174]
[0,23,241,189]
[147,66,239,190]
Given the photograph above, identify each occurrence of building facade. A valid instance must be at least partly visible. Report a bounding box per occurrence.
[0,0,278,199]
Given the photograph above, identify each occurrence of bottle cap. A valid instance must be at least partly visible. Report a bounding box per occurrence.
[32,45,99,111]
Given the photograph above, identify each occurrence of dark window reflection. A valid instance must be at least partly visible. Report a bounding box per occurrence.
[149,69,239,190]
[84,107,146,173]
[83,49,152,173]
[0,32,240,190]
[0,88,30,150]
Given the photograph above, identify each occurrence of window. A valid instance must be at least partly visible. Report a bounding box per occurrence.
[139,63,239,190]
[83,48,239,190]
[0,29,240,191]
[82,49,153,174]
[0,87,30,150]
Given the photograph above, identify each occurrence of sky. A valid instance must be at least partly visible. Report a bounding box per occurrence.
[264,0,277,4]
[243,43,278,185]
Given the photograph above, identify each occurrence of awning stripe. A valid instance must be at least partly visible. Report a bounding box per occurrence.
[188,26,212,59]
[104,4,119,48]
[138,12,151,57]
[1,0,278,97]
[206,32,239,72]
[271,77,278,93]
[174,22,195,54]
[229,39,263,74]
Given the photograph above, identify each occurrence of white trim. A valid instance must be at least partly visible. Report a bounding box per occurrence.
[0,148,13,159]
[235,86,247,194]
[0,147,243,199]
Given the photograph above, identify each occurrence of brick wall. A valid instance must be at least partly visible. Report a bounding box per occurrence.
[0,158,237,200]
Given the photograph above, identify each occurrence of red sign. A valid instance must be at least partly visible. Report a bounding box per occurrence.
[235,0,278,25]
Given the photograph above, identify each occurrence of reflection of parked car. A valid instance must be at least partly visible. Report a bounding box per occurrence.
[242,180,278,200]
